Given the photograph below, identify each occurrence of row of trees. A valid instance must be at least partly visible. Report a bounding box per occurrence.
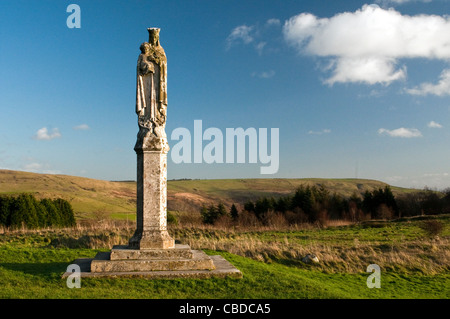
[200,202,239,225]
[241,185,378,224]
[0,194,76,229]
[200,185,450,225]
[396,188,450,217]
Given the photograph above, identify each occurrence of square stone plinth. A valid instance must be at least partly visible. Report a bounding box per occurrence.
[110,244,194,260]
[91,250,214,273]
[63,243,242,279]
[62,255,242,279]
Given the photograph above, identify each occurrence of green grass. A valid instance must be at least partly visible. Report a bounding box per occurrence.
[173,215,450,248]
[109,212,136,221]
[0,216,448,299]
[1,171,447,299]
[0,245,447,299]
[250,217,450,245]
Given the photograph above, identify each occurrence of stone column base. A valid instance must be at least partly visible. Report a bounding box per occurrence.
[63,253,243,279]
[90,245,216,273]
[128,229,175,249]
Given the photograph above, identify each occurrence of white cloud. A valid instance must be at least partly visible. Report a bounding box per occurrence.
[377,0,432,6]
[23,162,43,171]
[227,19,280,54]
[251,70,275,79]
[42,169,62,174]
[255,42,267,55]
[423,172,444,177]
[226,25,254,49]
[283,4,450,85]
[73,124,90,130]
[33,127,61,140]
[266,18,281,27]
[385,172,450,190]
[325,57,406,85]
[427,120,443,128]
[22,162,61,174]
[308,129,331,135]
[378,127,422,138]
[406,69,450,96]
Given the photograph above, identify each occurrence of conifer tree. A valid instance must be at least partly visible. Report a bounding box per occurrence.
[230,204,239,220]
[217,202,227,217]
[40,198,61,227]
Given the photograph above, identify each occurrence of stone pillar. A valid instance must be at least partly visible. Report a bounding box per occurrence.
[129,136,174,249]
[67,28,241,279]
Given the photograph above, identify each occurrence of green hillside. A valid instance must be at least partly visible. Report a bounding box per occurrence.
[0,169,418,219]
[168,177,414,207]
[0,170,136,219]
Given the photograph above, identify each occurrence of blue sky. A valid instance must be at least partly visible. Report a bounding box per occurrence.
[1,0,450,189]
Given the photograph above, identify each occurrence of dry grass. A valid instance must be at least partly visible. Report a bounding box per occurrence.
[1,216,448,275]
[173,209,322,231]
[324,219,356,227]
[171,226,449,274]
[0,220,134,249]
[419,219,445,238]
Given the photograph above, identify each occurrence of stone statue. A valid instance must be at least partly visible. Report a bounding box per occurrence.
[129,28,173,249]
[135,28,169,151]
[62,27,242,279]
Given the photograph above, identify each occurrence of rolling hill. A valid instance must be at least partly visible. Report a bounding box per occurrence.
[0,169,417,219]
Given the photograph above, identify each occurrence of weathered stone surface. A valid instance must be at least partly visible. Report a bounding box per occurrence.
[129,150,174,249]
[302,254,319,264]
[135,28,168,146]
[110,244,194,260]
[90,250,215,272]
[128,229,174,250]
[63,255,243,279]
[129,27,174,250]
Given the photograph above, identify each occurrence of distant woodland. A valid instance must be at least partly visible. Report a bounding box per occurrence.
[0,194,76,229]
[201,185,450,226]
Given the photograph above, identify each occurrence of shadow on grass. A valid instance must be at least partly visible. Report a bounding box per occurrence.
[0,262,69,280]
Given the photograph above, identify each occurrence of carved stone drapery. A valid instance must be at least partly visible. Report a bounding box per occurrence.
[135,28,169,152]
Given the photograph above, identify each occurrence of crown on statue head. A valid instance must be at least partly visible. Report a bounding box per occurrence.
[148,28,160,44]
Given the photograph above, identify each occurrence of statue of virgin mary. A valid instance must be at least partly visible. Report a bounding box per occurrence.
[136,28,168,140]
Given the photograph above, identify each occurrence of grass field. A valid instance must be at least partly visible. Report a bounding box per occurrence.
[0,215,448,299]
[0,170,448,299]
